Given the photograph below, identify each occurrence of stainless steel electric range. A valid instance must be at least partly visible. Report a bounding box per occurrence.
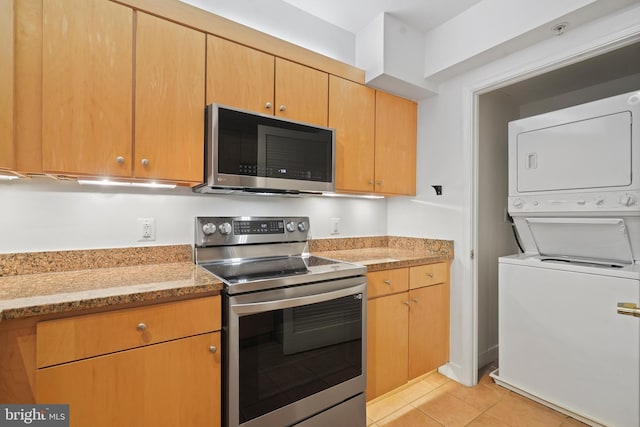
[195,216,367,427]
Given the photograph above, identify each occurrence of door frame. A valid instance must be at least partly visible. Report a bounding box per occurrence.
[465,23,640,385]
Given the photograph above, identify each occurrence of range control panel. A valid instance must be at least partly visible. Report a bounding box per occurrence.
[508,191,640,214]
[195,216,310,247]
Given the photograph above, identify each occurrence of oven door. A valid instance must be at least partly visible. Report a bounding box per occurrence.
[224,276,367,427]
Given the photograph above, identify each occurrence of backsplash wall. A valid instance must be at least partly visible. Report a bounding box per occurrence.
[0,179,388,254]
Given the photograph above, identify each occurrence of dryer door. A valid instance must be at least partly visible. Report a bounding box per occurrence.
[515,111,631,193]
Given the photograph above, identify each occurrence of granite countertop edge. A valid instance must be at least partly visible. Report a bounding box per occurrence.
[0,263,224,322]
[0,238,453,322]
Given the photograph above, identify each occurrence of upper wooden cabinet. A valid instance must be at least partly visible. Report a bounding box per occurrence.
[329,76,375,193]
[374,91,417,195]
[0,0,15,171]
[206,35,274,115]
[330,83,417,196]
[134,13,205,182]
[41,1,205,183]
[206,36,328,127]
[42,0,133,177]
[274,58,328,127]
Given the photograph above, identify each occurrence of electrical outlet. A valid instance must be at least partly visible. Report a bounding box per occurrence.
[330,217,340,235]
[137,218,156,241]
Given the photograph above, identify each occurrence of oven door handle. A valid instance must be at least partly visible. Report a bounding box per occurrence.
[231,284,365,315]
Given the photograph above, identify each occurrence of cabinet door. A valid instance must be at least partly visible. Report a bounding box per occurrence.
[367,292,409,400]
[206,35,274,114]
[275,58,328,127]
[42,0,133,177]
[0,0,14,171]
[374,91,417,195]
[135,13,205,183]
[37,332,221,427]
[408,283,450,379]
[329,76,375,193]
[14,0,43,174]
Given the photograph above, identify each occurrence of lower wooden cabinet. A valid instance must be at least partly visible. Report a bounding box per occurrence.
[35,296,221,427]
[367,292,409,400]
[407,283,450,379]
[366,263,450,401]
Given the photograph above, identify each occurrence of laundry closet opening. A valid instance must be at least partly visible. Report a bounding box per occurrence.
[475,41,640,374]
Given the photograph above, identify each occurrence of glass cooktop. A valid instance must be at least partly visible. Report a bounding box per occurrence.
[200,255,365,294]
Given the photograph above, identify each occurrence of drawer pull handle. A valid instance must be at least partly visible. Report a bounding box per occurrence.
[136,322,147,332]
[209,345,218,354]
[384,279,392,285]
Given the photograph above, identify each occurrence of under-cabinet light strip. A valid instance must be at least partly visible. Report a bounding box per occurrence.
[322,192,384,199]
[77,179,176,189]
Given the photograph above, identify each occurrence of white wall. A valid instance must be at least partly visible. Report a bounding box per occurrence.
[389,2,640,385]
[0,179,387,254]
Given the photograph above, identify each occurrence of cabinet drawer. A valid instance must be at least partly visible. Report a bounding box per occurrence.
[37,296,220,368]
[367,268,409,298]
[409,262,449,289]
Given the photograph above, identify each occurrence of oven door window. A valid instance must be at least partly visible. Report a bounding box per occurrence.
[238,294,362,424]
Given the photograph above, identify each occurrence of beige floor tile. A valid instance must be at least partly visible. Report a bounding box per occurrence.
[414,391,483,426]
[466,412,511,427]
[445,382,505,412]
[421,371,450,389]
[367,394,408,422]
[394,378,441,404]
[484,394,566,427]
[378,404,442,427]
[367,369,580,427]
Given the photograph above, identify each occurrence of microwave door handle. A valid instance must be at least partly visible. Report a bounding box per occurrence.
[231,285,364,315]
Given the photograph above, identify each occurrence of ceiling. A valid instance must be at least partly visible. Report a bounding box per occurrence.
[280,0,484,34]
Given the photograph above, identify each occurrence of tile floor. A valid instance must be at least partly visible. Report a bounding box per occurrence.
[366,366,588,427]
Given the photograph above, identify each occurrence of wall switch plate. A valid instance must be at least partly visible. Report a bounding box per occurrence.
[137,218,156,241]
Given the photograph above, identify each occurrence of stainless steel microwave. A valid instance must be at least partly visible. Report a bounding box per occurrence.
[193,104,336,195]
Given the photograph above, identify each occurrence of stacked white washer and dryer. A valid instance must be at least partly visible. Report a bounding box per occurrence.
[492,90,640,427]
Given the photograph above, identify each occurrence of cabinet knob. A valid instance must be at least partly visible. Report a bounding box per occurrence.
[384,279,392,285]
[265,102,272,109]
[403,301,410,306]
[412,298,419,303]
[428,272,434,278]
[209,345,218,353]
[136,322,147,332]
[369,180,374,185]
[141,158,149,167]
[116,156,125,164]
[376,180,383,185]
[279,105,286,112]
